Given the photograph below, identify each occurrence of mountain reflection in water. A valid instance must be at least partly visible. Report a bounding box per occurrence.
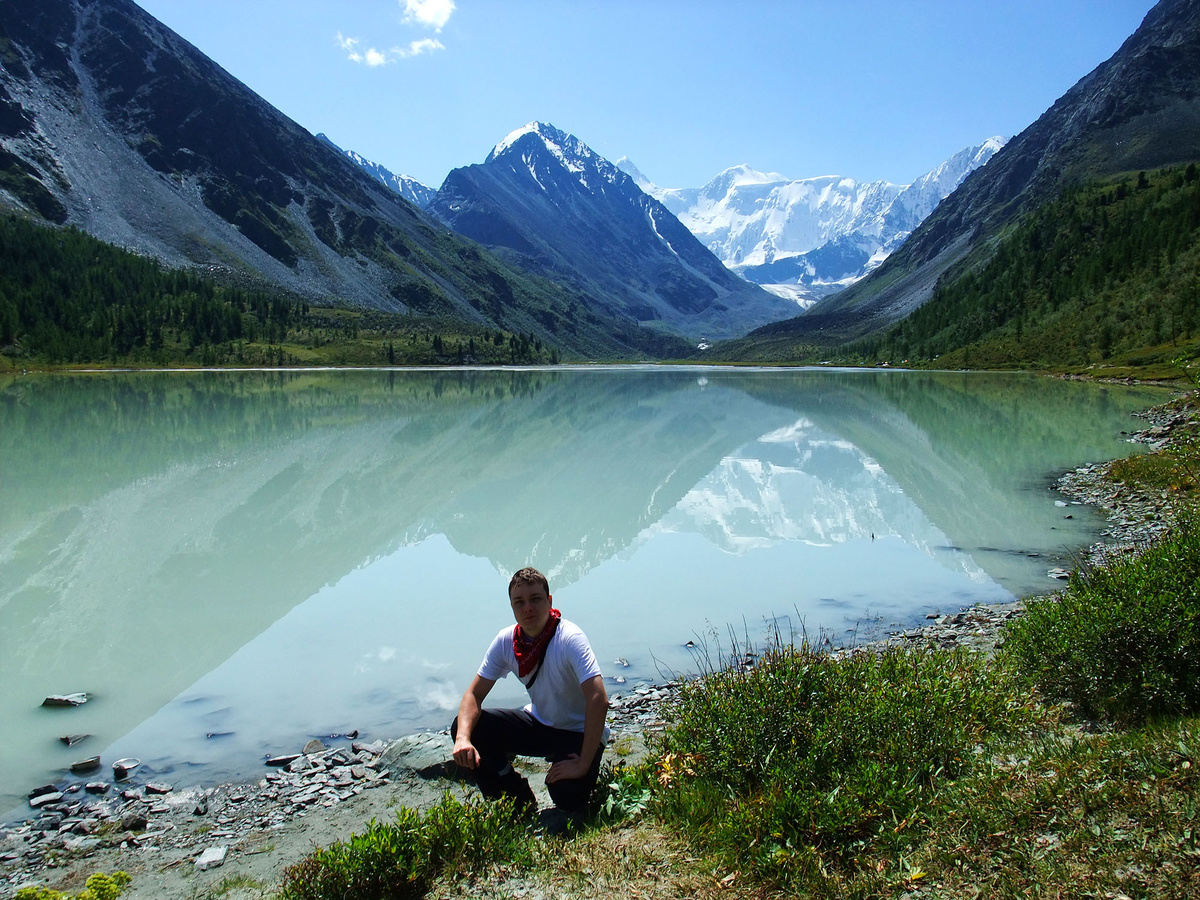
[0,368,1166,814]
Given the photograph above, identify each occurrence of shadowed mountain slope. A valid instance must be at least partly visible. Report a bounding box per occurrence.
[738,0,1200,351]
[428,123,797,342]
[0,0,686,359]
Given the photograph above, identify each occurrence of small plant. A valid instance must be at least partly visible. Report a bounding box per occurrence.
[596,764,652,824]
[207,873,267,897]
[15,871,131,900]
[1001,517,1200,725]
[278,793,534,900]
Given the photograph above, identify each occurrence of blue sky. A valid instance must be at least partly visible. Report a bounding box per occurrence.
[132,0,1155,191]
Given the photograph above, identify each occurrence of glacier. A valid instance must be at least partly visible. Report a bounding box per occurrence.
[618,137,1005,307]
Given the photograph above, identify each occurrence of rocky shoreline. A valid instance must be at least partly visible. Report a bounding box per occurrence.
[2,392,1193,900]
[0,681,684,899]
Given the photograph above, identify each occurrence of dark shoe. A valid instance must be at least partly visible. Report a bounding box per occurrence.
[539,805,585,836]
[498,769,538,819]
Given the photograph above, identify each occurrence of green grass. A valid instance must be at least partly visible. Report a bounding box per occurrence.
[643,643,1030,895]
[277,793,536,900]
[910,716,1200,899]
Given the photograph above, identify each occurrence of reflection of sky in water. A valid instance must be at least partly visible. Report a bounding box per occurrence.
[102,424,1012,788]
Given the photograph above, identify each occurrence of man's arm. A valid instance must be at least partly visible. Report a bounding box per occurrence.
[452,674,496,770]
[546,674,608,784]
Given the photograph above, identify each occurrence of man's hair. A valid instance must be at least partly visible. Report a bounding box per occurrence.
[508,566,549,596]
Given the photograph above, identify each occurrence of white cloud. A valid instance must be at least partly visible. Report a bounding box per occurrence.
[395,38,445,58]
[401,0,455,31]
[364,47,390,67]
[336,18,448,67]
[336,32,363,63]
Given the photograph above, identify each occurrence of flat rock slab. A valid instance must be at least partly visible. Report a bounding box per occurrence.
[379,733,453,776]
[42,693,90,707]
[195,846,228,870]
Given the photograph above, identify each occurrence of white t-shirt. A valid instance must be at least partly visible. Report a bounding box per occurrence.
[478,618,604,734]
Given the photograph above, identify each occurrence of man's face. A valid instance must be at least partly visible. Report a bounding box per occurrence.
[509,580,552,638]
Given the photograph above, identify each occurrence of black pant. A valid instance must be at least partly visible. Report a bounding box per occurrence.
[451,708,604,811]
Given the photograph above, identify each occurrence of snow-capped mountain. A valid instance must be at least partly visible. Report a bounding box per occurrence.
[316,134,436,208]
[428,122,797,341]
[619,138,1005,307]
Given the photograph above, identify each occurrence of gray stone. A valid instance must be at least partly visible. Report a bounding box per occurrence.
[42,693,90,708]
[378,733,452,776]
[195,845,228,870]
[302,739,325,755]
[120,812,148,832]
[63,836,100,854]
[29,792,62,809]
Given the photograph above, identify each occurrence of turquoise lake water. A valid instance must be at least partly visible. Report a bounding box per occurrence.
[0,367,1170,816]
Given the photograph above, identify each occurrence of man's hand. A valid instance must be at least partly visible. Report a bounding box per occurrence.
[546,752,588,784]
[453,736,480,770]
[452,674,496,771]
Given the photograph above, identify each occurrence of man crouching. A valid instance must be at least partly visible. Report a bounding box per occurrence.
[451,566,608,829]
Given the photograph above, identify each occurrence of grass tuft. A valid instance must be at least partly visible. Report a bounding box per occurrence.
[650,641,1030,893]
[277,793,535,900]
[1000,517,1200,725]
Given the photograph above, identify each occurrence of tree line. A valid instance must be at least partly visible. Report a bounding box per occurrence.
[0,215,302,363]
[855,164,1200,368]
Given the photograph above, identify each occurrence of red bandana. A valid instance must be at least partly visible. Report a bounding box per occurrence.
[513,608,561,678]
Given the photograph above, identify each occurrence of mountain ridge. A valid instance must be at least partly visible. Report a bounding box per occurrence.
[316,133,437,209]
[619,138,1004,308]
[427,122,798,341]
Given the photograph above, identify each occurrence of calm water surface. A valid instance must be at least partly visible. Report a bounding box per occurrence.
[0,367,1169,815]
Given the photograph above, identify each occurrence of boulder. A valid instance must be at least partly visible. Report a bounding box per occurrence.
[378,733,452,777]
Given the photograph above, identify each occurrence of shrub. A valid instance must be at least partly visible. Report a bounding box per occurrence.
[278,793,534,900]
[1000,518,1200,725]
[15,871,130,900]
[652,643,1025,890]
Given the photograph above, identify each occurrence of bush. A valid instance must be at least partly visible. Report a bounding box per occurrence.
[278,793,534,900]
[652,643,1025,889]
[15,871,130,900]
[1000,518,1200,725]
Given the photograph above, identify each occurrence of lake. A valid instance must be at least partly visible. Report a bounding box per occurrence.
[0,367,1168,816]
